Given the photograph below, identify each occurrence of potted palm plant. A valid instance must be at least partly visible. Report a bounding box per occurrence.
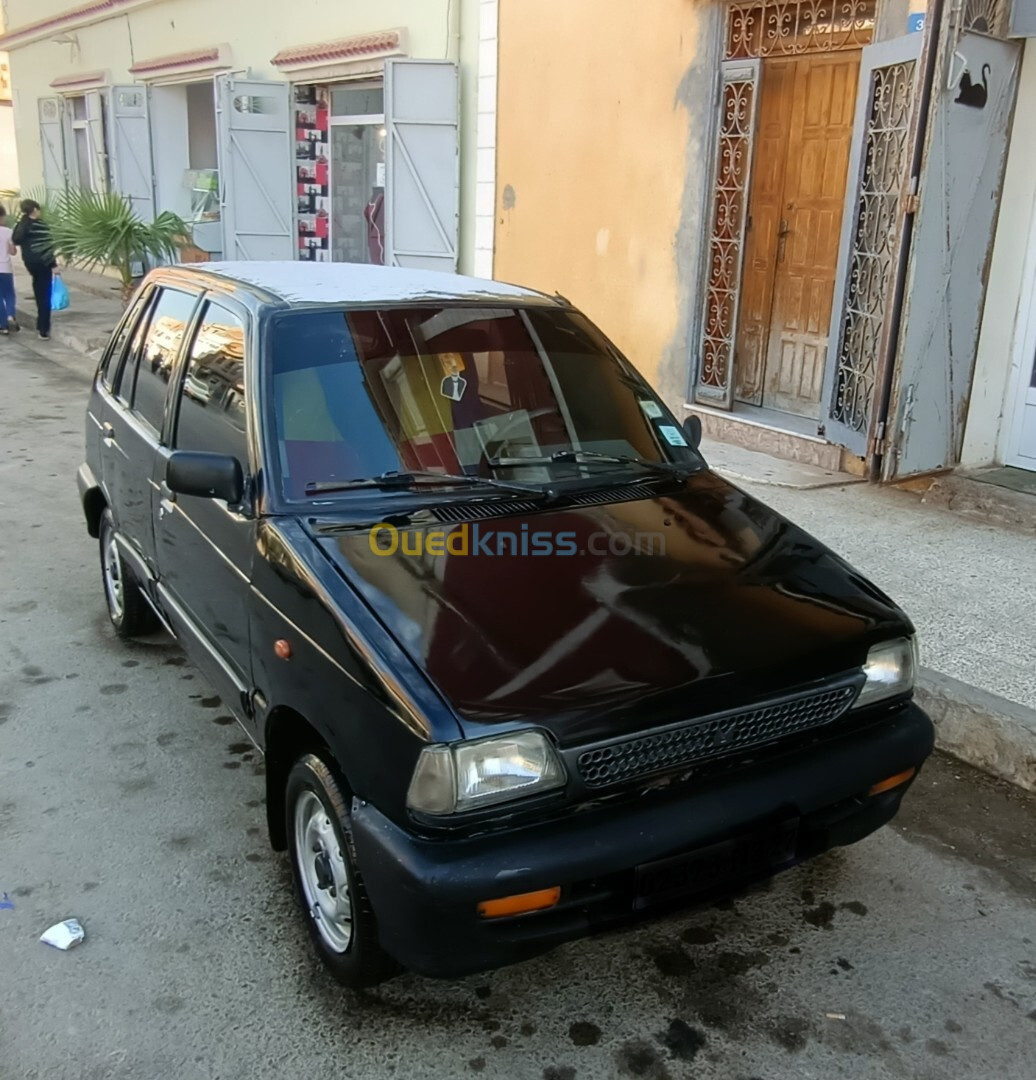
[53,190,190,303]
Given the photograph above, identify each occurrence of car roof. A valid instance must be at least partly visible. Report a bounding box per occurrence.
[150,261,560,308]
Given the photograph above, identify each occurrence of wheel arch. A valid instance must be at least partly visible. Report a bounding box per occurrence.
[264,705,352,850]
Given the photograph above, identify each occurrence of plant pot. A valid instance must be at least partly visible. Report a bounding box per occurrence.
[122,279,143,307]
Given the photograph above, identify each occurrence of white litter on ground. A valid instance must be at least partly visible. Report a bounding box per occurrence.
[39,919,85,950]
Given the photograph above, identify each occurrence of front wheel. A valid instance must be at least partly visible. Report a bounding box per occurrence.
[98,509,156,639]
[285,753,394,987]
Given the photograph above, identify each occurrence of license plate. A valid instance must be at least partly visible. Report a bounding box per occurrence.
[634,818,799,909]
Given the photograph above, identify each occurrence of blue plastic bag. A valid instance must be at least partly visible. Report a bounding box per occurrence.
[51,275,70,312]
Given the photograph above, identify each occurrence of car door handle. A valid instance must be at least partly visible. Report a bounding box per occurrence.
[101,422,115,445]
[158,481,177,518]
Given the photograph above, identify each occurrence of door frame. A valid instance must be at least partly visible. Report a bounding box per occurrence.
[756,49,863,420]
[690,0,878,413]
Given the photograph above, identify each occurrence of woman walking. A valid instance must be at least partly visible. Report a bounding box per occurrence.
[0,205,18,335]
[12,200,58,340]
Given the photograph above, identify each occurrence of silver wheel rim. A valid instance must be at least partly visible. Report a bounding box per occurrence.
[294,790,353,954]
[103,532,125,621]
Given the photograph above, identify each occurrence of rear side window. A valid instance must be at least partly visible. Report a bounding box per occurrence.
[113,292,156,403]
[100,292,149,392]
[174,302,249,465]
[131,289,198,435]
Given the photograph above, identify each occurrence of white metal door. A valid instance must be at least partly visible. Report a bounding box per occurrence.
[1006,352,1036,470]
[216,76,293,261]
[108,86,154,220]
[1006,271,1036,470]
[38,97,67,196]
[84,90,108,192]
[884,32,1022,479]
[384,59,459,272]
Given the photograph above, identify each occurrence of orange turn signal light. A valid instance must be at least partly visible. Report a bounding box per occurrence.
[477,887,561,919]
[868,767,916,796]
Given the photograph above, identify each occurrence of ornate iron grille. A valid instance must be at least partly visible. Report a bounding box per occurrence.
[830,59,916,435]
[725,0,876,59]
[698,67,758,397]
[960,0,1007,36]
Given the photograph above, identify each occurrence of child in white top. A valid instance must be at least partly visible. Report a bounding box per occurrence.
[0,205,18,334]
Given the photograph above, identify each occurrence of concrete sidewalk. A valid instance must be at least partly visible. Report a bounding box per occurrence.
[12,265,1036,790]
[12,263,124,361]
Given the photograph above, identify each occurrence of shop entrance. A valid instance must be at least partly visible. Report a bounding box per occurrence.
[294,82,386,264]
[734,52,860,419]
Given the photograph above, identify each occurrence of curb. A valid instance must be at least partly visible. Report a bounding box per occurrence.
[916,669,1036,792]
[921,474,1036,537]
[15,303,108,361]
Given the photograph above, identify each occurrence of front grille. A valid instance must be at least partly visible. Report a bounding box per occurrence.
[576,681,859,788]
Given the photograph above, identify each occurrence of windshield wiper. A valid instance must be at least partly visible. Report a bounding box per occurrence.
[304,470,556,498]
[486,449,696,478]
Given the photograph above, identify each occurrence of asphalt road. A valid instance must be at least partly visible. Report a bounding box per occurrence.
[1,337,1034,1080]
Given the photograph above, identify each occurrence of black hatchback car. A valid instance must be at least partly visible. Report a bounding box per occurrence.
[78,262,933,985]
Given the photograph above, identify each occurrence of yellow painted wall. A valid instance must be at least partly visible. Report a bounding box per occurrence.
[3,0,483,271]
[494,0,707,399]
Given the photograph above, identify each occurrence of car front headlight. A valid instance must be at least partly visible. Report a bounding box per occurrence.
[856,637,917,707]
[407,730,566,815]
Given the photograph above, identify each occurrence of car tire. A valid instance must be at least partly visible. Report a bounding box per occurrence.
[99,508,157,639]
[285,753,395,987]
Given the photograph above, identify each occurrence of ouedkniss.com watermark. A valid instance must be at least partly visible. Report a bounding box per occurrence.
[369,523,666,558]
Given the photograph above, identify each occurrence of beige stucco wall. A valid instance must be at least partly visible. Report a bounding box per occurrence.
[3,0,483,271]
[493,0,714,404]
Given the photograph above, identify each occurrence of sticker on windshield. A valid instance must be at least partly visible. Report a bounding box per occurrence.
[439,352,468,402]
[659,425,688,447]
[639,400,664,419]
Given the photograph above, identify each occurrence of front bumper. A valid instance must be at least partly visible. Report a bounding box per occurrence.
[352,702,933,978]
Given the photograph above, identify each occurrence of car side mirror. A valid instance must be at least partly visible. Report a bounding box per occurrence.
[682,414,703,451]
[167,451,244,505]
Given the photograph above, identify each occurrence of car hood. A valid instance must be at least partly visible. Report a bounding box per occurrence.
[304,471,912,747]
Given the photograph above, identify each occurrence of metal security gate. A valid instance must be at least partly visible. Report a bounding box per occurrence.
[108,86,155,222]
[884,29,1021,478]
[216,76,294,261]
[822,34,923,457]
[693,60,761,407]
[384,58,459,272]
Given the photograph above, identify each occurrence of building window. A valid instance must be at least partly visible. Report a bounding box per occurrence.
[67,94,106,191]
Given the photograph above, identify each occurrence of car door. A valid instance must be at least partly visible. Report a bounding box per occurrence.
[153,296,257,724]
[88,289,150,503]
[103,286,201,588]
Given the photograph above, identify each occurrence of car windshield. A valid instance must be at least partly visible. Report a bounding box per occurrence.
[266,304,702,501]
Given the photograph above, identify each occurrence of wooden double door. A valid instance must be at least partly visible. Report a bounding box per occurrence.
[735,52,860,419]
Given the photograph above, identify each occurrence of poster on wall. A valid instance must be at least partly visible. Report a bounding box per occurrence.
[294,85,330,262]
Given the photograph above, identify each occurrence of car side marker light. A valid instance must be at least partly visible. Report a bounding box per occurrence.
[477,887,562,919]
[868,767,916,796]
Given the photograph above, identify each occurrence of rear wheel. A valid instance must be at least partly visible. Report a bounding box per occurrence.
[286,753,395,987]
[99,508,156,639]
